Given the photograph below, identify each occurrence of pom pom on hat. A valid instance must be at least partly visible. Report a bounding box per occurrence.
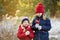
[35,3,44,14]
[21,16,28,21]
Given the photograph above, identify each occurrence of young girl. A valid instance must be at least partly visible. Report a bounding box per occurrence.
[17,17,34,40]
[32,3,51,40]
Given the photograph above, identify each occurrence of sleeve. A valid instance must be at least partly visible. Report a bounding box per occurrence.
[17,26,26,39]
[29,27,34,39]
[41,19,51,31]
[32,19,38,31]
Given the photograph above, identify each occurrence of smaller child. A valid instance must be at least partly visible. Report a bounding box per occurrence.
[17,17,34,40]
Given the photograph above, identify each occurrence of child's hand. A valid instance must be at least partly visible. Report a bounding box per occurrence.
[35,24,42,30]
[35,20,39,24]
[38,26,42,30]
[35,20,39,28]
[23,29,26,32]
[25,31,30,35]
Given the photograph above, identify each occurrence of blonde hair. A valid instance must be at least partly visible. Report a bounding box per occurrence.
[43,14,46,20]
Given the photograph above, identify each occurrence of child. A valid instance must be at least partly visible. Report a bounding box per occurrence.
[32,3,51,40]
[17,17,34,40]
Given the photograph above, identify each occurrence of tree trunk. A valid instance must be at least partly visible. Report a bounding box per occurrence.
[50,0,57,18]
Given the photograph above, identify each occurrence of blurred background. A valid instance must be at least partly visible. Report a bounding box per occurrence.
[0,0,60,40]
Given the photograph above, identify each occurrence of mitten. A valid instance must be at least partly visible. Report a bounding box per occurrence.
[38,26,42,30]
[25,31,30,35]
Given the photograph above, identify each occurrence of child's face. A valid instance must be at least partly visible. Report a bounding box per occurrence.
[23,20,29,27]
[36,13,42,17]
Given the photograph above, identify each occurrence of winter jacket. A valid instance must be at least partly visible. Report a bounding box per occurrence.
[17,25,34,40]
[32,16,51,40]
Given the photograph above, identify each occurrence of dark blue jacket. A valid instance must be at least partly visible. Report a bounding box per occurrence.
[32,16,51,40]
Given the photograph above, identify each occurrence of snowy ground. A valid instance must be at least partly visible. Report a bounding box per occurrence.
[49,18,60,40]
[50,18,60,34]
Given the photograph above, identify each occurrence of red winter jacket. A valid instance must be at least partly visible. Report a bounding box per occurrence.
[17,25,34,40]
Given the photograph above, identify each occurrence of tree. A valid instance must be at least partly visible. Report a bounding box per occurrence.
[44,0,60,17]
[0,0,18,16]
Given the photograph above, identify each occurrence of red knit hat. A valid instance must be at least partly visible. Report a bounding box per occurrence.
[35,3,44,14]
